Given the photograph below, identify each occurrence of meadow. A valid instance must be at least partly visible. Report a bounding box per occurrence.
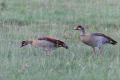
[0,0,120,80]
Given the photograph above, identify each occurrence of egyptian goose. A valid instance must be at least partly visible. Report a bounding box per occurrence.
[74,25,117,55]
[21,37,68,55]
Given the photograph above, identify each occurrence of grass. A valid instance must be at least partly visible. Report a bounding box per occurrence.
[0,0,120,80]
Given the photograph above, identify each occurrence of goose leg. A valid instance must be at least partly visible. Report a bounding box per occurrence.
[45,50,52,56]
[99,47,103,55]
[92,47,96,55]
[44,48,52,56]
[45,49,52,56]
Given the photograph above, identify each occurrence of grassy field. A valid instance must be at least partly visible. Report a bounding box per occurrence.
[0,0,120,80]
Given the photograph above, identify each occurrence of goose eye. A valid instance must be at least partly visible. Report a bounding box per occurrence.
[22,42,26,45]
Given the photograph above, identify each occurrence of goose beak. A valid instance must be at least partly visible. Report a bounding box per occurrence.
[65,45,68,49]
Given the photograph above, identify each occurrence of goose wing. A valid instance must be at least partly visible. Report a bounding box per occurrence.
[38,37,65,46]
[92,33,117,45]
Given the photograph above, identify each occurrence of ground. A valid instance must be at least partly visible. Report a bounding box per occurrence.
[0,0,120,80]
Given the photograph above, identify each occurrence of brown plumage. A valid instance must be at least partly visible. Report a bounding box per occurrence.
[38,37,66,47]
[74,25,117,55]
[21,36,68,55]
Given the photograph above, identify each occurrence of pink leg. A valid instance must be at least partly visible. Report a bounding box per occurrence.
[93,47,96,55]
[45,48,53,56]
[99,47,103,55]
[45,51,51,56]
